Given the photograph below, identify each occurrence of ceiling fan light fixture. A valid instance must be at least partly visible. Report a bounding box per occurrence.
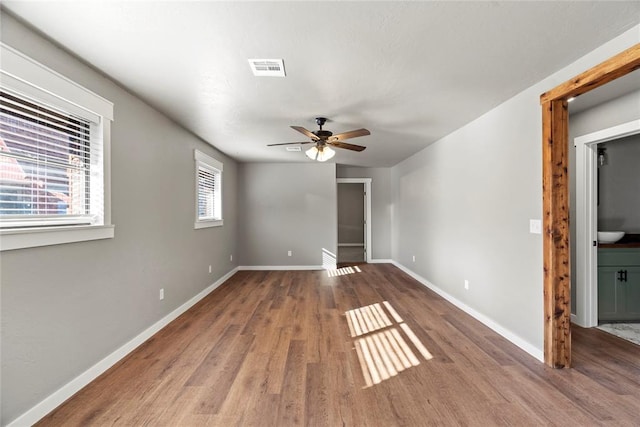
[305,146,319,160]
[305,145,335,162]
[317,146,335,162]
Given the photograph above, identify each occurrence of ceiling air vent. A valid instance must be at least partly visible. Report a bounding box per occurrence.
[248,59,286,77]
[286,146,301,152]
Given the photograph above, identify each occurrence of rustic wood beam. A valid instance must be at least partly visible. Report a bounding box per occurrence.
[542,99,570,368]
[540,42,639,368]
[540,43,640,104]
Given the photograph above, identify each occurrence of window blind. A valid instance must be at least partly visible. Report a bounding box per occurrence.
[197,164,220,220]
[0,89,93,227]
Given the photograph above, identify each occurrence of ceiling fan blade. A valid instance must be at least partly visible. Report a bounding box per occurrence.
[267,141,313,146]
[328,141,366,152]
[330,128,370,141]
[290,126,318,140]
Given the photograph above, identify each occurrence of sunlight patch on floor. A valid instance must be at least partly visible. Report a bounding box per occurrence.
[327,265,362,277]
[345,301,433,388]
[345,302,391,336]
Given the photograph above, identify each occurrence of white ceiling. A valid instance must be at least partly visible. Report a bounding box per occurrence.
[3,1,640,167]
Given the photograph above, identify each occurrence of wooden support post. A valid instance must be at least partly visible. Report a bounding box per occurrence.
[542,99,570,368]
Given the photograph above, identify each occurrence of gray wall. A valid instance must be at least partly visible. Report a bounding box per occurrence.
[389,26,639,353]
[338,183,365,244]
[390,101,543,349]
[237,162,337,267]
[1,13,238,425]
[598,134,640,232]
[336,166,392,259]
[569,89,640,312]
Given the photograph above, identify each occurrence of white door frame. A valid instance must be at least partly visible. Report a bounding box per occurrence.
[574,119,640,327]
[337,178,372,263]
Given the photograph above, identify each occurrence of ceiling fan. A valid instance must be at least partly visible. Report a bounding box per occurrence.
[267,117,370,161]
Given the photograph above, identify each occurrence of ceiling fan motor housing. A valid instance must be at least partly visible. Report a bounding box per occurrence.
[313,129,333,139]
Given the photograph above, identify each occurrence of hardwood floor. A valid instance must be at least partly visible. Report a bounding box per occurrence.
[37,264,640,426]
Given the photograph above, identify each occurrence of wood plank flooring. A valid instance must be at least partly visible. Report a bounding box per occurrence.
[36,264,640,426]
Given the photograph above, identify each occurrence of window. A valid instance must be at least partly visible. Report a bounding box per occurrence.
[194,149,223,228]
[0,91,93,226]
[0,44,113,251]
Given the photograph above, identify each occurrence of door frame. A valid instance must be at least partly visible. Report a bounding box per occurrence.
[574,120,640,327]
[337,178,372,263]
[540,43,640,368]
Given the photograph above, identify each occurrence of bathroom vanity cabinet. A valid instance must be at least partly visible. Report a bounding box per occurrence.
[598,248,640,322]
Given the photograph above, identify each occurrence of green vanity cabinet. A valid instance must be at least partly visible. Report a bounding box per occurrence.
[598,266,621,320]
[598,248,640,322]
[624,267,640,319]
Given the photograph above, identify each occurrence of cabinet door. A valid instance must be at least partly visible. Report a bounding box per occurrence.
[622,267,640,321]
[598,267,621,321]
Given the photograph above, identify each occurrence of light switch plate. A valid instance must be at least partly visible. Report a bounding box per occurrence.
[529,219,542,234]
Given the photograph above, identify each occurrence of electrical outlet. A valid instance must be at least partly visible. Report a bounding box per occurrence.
[159,288,164,300]
[230,254,233,262]
[464,280,469,290]
[208,265,212,273]
[412,255,416,262]
[288,250,292,257]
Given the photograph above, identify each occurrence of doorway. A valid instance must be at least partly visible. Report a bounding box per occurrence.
[574,119,640,328]
[337,178,371,265]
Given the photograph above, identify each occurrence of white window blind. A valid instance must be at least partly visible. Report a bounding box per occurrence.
[0,89,96,228]
[198,166,220,220]
[194,149,223,228]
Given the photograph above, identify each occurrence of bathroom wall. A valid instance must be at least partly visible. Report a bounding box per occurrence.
[598,134,640,232]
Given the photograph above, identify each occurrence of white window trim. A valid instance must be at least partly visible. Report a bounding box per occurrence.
[194,149,223,229]
[0,43,114,251]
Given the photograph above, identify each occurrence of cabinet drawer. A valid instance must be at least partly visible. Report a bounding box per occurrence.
[598,248,640,266]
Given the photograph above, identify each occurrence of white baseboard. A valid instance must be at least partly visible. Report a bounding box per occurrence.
[571,313,578,324]
[7,267,239,427]
[238,265,323,271]
[369,259,393,264]
[391,261,544,363]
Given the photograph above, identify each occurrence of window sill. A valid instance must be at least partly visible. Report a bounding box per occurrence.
[0,225,115,251]
[194,219,223,229]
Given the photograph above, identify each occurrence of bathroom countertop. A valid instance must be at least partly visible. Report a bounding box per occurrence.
[599,233,640,249]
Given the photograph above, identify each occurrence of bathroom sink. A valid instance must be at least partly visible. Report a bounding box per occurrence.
[598,231,625,244]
